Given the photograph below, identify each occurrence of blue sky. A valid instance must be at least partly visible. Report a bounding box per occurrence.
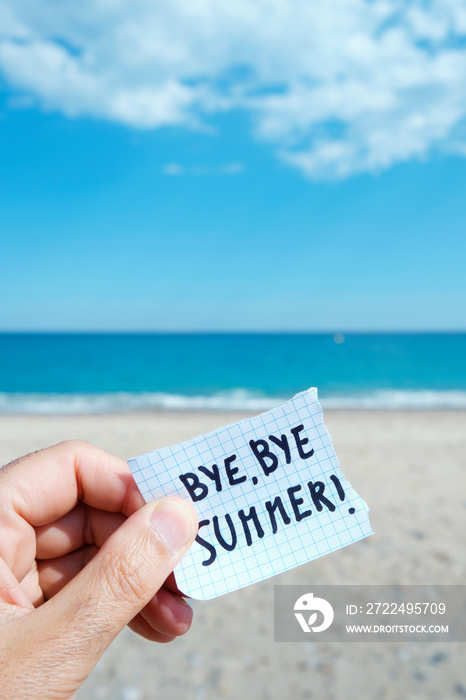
[1,0,466,331]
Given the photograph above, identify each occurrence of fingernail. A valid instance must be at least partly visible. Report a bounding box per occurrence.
[150,500,196,554]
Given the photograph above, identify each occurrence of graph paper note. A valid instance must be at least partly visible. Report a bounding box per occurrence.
[128,388,372,600]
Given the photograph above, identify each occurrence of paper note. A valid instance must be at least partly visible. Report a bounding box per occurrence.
[128,388,372,600]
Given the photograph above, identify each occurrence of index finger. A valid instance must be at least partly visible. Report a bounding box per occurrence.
[0,440,144,528]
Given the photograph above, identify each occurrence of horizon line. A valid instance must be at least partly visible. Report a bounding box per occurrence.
[0,329,465,335]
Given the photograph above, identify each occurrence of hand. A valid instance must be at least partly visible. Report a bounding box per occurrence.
[0,440,198,700]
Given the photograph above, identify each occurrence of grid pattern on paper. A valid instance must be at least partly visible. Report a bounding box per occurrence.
[128,388,372,600]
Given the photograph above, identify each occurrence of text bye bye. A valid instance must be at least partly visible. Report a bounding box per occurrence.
[179,423,315,502]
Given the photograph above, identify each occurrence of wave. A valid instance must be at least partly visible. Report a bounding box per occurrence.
[0,389,466,414]
[0,390,282,414]
[321,390,466,410]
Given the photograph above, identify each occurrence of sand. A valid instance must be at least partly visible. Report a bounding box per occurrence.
[1,410,465,700]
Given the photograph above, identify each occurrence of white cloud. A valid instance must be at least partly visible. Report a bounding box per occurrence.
[1,0,466,179]
[162,162,244,176]
[219,162,244,174]
[163,163,185,176]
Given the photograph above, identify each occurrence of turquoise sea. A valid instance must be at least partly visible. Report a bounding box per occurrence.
[0,333,465,412]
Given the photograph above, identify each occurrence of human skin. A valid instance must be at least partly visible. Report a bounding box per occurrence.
[0,440,198,700]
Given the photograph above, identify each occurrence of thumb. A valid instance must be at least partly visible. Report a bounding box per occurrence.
[38,498,197,668]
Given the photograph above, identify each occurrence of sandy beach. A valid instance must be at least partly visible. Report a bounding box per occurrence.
[1,410,465,700]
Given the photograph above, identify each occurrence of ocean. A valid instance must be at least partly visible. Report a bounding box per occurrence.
[0,333,465,413]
